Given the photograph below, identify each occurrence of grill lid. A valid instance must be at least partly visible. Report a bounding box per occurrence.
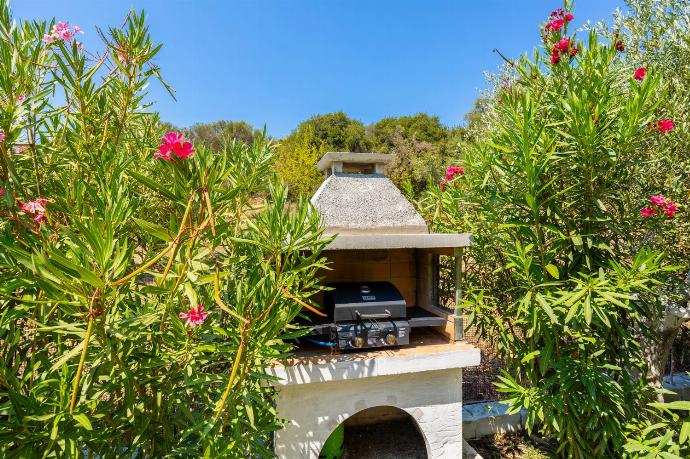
[325,281,407,322]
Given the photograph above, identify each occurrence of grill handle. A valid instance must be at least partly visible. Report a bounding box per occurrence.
[355,309,391,320]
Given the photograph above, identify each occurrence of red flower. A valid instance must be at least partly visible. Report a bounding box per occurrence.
[179,304,209,328]
[550,51,561,64]
[657,120,674,133]
[634,67,646,81]
[643,194,679,219]
[664,201,678,218]
[554,38,570,53]
[564,13,574,21]
[640,207,655,217]
[445,165,464,181]
[570,46,579,57]
[155,131,195,160]
[439,179,446,191]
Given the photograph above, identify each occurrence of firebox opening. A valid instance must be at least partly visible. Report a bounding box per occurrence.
[319,406,428,459]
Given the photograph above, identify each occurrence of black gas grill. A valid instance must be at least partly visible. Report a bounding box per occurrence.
[307,281,444,351]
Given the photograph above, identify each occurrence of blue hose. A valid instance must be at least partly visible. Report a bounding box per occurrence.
[304,337,337,347]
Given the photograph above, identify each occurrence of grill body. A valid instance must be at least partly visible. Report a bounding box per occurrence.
[314,281,411,350]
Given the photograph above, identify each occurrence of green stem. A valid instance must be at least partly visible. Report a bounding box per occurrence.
[69,316,94,414]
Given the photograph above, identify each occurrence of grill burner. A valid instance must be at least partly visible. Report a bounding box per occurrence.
[307,281,443,351]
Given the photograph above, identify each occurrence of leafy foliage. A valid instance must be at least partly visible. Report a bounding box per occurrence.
[419,4,682,456]
[0,4,328,456]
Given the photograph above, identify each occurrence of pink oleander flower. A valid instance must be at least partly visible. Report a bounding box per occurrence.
[51,22,73,41]
[634,67,646,81]
[555,38,570,53]
[19,198,47,215]
[564,13,574,21]
[0,130,4,142]
[664,201,678,218]
[649,194,667,206]
[179,304,208,328]
[17,94,26,103]
[14,145,28,153]
[42,34,54,43]
[173,141,195,159]
[640,207,654,217]
[18,198,48,224]
[550,18,565,32]
[644,194,679,219]
[155,131,195,160]
[657,120,674,133]
[550,50,561,64]
[73,25,83,35]
[445,165,464,181]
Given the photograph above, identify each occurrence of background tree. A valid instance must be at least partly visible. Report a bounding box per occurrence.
[274,112,369,198]
[613,0,690,391]
[186,119,261,150]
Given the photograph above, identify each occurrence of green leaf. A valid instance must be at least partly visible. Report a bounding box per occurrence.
[545,264,559,279]
[521,350,541,364]
[73,413,93,431]
[128,170,179,201]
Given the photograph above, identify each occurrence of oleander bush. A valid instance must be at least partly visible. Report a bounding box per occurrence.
[420,2,687,457]
[0,3,328,457]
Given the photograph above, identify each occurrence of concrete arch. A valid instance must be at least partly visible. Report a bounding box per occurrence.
[319,405,429,458]
[273,368,464,458]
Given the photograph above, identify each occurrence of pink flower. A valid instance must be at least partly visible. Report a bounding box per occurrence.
[649,195,667,206]
[640,207,654,217]
[0,188,5,197]
[657,120,674,133]
[155,131,195,160]
[179,304,209,328]
[19,198,47,215]
[154,145,172,160]
[51,22,73,41]
[550,51,561,64]
[445,165,464,181]
[18,198,48,224]
[555,38,570,53]
[14,145,28,153]
[550,18,565,32]
[564,13,574,21]
[634,67,646,81]
[17,94,26,103]
[42,34,54,44]
[73,25,83,35]
[173,141,195,159]
[0,130,4,142]
[439,179,446,191]
[664,201,678,218]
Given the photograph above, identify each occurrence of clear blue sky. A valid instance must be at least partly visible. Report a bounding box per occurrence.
[13,0,626,138]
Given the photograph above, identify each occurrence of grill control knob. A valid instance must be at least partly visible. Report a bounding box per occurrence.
[352,337,365,348]
[384,333,397,345]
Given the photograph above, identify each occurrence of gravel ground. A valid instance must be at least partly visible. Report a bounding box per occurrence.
[342,418,427,459]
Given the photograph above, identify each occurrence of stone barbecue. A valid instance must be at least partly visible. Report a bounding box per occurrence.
[267,152,480,458]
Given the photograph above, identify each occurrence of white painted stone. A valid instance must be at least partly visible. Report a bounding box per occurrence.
[274,368,465,459]
[463,401,527,440]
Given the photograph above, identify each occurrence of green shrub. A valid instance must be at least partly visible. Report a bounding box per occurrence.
[420,4,682,457]
[0,4,328,456]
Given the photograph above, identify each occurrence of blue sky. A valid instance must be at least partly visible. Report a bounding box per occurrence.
[14,1,626,137]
